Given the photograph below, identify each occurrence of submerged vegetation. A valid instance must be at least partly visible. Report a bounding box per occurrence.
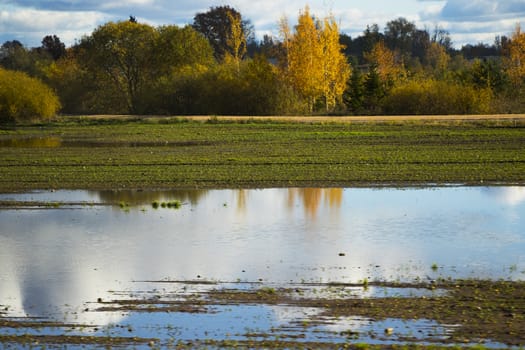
[2,279,524,348]
[0,117,524,192]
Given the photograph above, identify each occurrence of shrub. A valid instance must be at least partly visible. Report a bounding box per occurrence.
[144,58,307,116]
[382,78,492,115]
[0,68,61,123]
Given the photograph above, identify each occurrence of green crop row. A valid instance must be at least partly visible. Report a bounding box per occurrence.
[1,117,524,191]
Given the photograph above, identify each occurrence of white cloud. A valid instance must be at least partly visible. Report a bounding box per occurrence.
[0,8,108,46]
[439,0,525,21]
[0,0,523,48]
[420,0,525,46]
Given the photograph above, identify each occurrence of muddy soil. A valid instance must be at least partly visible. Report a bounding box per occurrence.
[2,280,523,349]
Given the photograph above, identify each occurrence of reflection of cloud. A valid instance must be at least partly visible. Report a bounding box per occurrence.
[267,305,320,325]
[482,187,525,206]
[0,241,24,317]
[1,187,524,328]
[0,212,127,325]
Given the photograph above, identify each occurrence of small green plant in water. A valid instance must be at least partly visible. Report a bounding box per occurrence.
[431,263,439,271]
[167,200,181,209]
[45,202,61,208]
[151,200,181,209]
[119,202,130,212]
[259,287,276,295]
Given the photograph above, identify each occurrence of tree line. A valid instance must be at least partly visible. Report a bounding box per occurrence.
[1,5,525,122]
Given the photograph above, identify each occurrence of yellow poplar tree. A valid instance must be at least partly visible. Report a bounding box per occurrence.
[507,24,525,87]
[278,16,292,68]
[321,16,351,111]
[225,11,247,72]
[284,6,324,112]
[281,7,351,112]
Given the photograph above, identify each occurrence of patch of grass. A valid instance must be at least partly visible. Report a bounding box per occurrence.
[1,117,524,192]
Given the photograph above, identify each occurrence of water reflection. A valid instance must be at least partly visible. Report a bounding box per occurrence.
[482,186,525,206]
[0,187,524,327]
[288,188,343,219]
[0,136,62,148]
[92,188,344,217]
[93,189,209,205]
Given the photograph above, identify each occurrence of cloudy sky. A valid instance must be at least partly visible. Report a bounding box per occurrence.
[1,0,524,48]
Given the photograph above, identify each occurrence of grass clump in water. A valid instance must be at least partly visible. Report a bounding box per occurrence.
[166,200,181,209]
[151,200,181,210]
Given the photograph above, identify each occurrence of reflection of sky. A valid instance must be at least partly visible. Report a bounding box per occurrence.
[482,186,525,206]
[0,187,524,326]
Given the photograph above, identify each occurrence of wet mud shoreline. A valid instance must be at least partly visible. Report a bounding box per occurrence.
[1,279,524,349]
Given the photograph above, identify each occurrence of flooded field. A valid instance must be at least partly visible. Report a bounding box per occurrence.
[1,187,524,348]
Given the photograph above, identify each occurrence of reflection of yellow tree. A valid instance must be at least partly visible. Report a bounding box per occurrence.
[325,188,343,208]
[236,189,247,214]
[3,137,61,148]
[287,188,343,219]
[303,188,323,218]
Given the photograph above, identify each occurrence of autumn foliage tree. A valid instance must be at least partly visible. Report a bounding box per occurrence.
[0,67,60,123]
[321,17,351,111]
[225,11,247,71]
[425,42,450,78]
[280,7,323,111]
[280,7,351,112]
[507,24,525,88]
[4,8,525,117]
[364,40,404,86]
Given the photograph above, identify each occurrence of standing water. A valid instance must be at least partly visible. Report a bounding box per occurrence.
[0,187,524,347]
